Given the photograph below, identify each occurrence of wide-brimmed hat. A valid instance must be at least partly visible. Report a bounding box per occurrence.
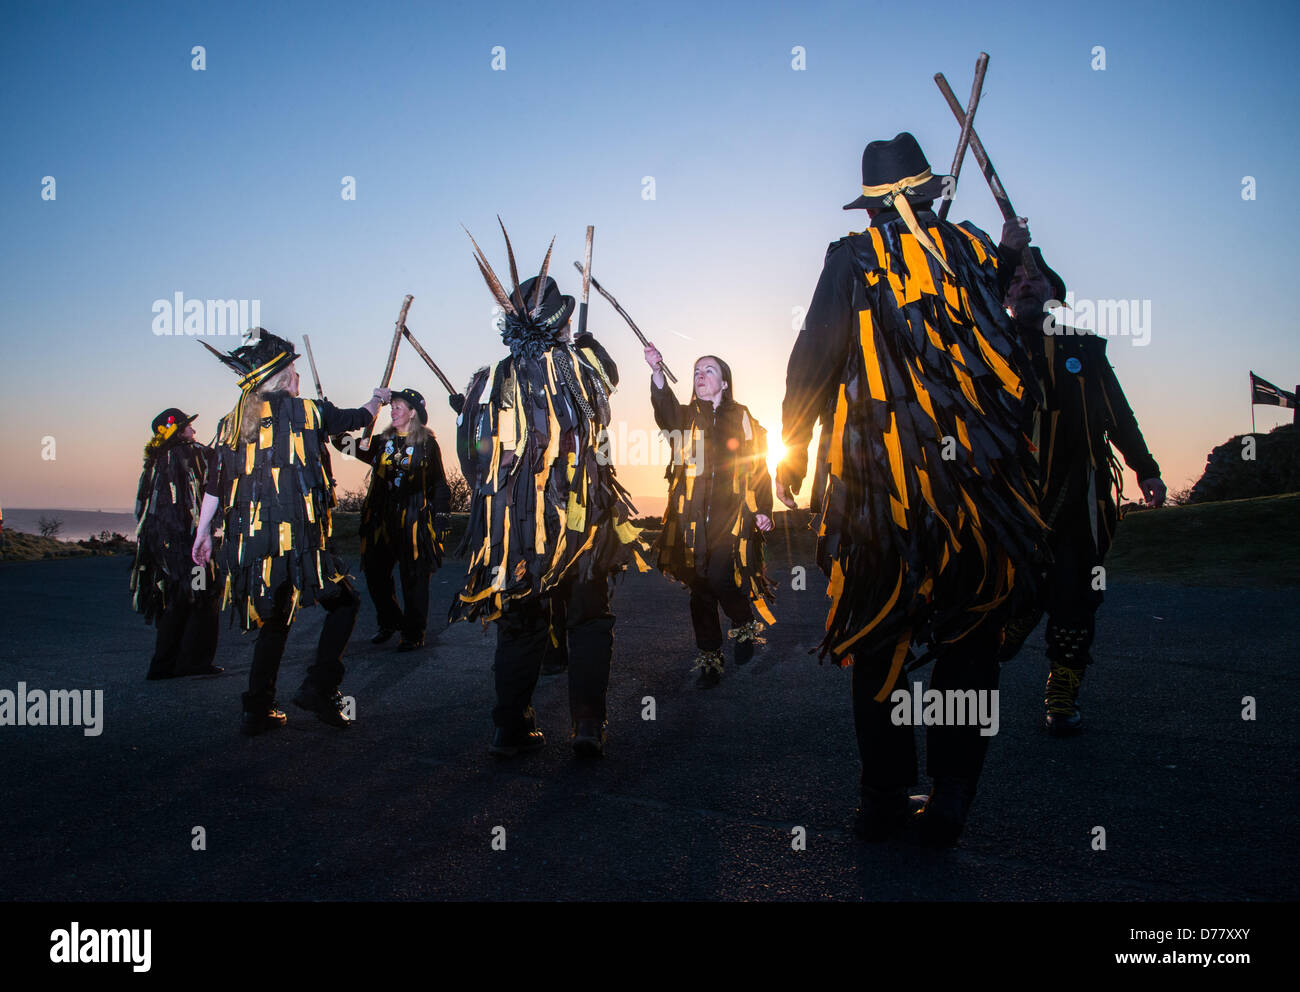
[514,276,574,331]
[842,132,949,210]
[1017,247,1067,303]
[201,328,301,448]
[201,328,299,389]
[151,408,198,434]
[391,388,429,425]
[466,220,576,361]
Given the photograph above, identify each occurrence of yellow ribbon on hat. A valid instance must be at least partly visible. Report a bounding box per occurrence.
[144,421,179,457]
[861,169,956,278]
[221,351,293,448]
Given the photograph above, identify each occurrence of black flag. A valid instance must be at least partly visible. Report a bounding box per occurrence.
[1250,372,1296,409]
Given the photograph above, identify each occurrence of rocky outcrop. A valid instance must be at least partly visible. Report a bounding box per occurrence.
[1189,423,1300,503]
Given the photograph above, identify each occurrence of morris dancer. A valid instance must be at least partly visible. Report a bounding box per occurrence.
[132,408,222,679]
[643,344,775,687]
[449,224,647,758]
[998,248,1165,734]
[192,329,389,735]
[778,132,1045,845]
[358,387,451,652]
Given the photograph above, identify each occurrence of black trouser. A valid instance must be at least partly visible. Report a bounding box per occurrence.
[688,549,754,651]
[492,576,614,732]
[363,541,430,641]
[851,622,1002,796]
[244,580,360,712]
[1042,513,1103,668]
[146,593,220,678]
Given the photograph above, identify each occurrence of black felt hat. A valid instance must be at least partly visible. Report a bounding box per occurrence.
[391,388,428,426]
[201,328,300,387]
[151,408,198,434]
[1022,247,1067,303]
[842,132,949,210]
[515,276,575,331]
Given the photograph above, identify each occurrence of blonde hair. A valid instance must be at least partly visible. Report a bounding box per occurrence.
[380,416,430,448]
[238,366,297,443]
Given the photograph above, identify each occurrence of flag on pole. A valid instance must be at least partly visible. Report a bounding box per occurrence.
[1250,372,1296,409]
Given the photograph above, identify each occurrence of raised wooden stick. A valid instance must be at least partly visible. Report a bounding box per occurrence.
[934,72,1040,277]
[573,261,677,384]
[578,226,594,337]
[937,52,989,222]
[302,334,326,400]
[401,325,456,395]
[363,294,413,439]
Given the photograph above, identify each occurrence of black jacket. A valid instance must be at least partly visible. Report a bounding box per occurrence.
[1023,324,1159,556]
[358,429,451,575]
[651,380,773,569]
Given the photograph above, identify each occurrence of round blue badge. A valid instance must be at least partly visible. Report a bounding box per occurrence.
[1065,357,1083,374]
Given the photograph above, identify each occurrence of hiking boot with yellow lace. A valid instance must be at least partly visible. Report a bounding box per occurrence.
[1044,663,1084,736]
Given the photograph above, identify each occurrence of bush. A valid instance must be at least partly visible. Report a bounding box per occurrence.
[446,471,471,512]
[335,488,367,513]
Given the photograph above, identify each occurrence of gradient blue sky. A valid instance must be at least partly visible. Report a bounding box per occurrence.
[2,0,1297,511]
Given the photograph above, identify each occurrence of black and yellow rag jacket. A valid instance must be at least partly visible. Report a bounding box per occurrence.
[205,392,373,630]
[780,209,1047,694]
[650,382,776,624]
[131,436,217,622]
[450,332,648,624]
[358,430,451,578]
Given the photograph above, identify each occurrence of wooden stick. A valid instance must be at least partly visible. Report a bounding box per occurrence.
[934,72,1039,277]
[302,334,325,400]
[363,294,413,439]
[401,325,456,395]
[578,226,594,337]
[572,261,677,384]
[937,53,989,222]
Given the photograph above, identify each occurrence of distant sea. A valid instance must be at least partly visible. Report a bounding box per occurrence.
[2,508,138,543]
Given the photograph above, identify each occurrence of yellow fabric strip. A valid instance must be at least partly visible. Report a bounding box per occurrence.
[872,631,914,703]
[834,564,905,654]
[859,171,955,278]
[859,311,887,402]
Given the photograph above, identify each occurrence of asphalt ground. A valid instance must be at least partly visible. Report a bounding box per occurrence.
[3,539,1295,978]
[1,543,1295,912]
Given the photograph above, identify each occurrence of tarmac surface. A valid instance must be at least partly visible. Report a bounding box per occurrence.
[0,550,1296,903]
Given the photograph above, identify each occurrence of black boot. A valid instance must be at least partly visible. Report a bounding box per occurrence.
[241,704,287,736]
[292,683,352,728]
[571,718,607,758]
[854,785,922,841]
[692,649,725,688]
[729,620,766,666]
[912,779,975,847]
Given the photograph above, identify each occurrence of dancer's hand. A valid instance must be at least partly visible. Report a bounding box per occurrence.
[1001,216,1031,252]
[755,513,774,532]
[1140,477,1167,508]
[775,480,797,511]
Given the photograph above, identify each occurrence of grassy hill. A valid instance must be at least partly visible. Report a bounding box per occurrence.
[1106,492,1300,586]
[0,531,95,562]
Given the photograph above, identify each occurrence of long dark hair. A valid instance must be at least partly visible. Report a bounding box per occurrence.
[693,354,735,408]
